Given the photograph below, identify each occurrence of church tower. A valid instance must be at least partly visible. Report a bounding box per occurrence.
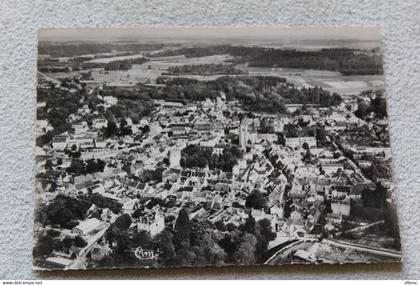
[239,121,248,149]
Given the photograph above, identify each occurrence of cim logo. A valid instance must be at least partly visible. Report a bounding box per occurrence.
[134,247,160,260]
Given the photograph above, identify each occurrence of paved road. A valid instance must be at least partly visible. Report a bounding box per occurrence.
[336,220,384,237]
[324,238,402,260]
[264,238,317,264]
[37,71,61,85]
[67,225,110,270]
[264,236,402,265]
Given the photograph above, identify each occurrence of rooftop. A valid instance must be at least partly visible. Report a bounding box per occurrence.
[74,218,102,235]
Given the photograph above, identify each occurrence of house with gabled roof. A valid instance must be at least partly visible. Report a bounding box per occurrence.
[130,161,144,177]
[162,168,181,183]
[72,218,104,237]
[137,208,165,237]
[52,136,68,150]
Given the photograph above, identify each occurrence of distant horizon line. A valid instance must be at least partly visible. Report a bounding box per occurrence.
[38,27,383,45]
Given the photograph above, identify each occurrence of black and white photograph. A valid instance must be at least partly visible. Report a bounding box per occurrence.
[33,27,402,271]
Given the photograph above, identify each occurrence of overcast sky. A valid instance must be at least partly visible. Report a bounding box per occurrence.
[38,27,382,45]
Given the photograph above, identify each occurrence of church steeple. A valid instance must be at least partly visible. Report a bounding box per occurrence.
[239,120,248,150]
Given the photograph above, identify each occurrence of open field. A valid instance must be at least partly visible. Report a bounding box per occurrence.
[237,65,384,95]
[87,54,146,63]
[45,52,384,96]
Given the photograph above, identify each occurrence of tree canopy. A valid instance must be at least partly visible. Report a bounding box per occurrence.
[245,191,268,210]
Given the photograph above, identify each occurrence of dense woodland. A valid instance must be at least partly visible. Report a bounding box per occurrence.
[38,42,165,58]
[39,56,149,72]
[151,45,383,75]
[100,75,342,116]
[180,144,243,172]
[165,64,245,75]
[36,86,82,146]
[156,76,342,112]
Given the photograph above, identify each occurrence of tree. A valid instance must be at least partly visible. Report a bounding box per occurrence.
[104,120,118,138]
[98,254,116,267]
[158,229,176,265]
[232,233,257,265]
[45,159,53,170]
[120,126,133,136]
[361,183,387,209]
[96,159,106,172]
[62,236,74,252]
[120,119,127,129]
[33,235,55,257]
[316,126,327,145]
[302,149,313,164]
[139,169,164,183]
[114,213,132,231]
[383,205,401,250]
[108,105,124,118]
[243,214,256,234]
[142,125,150,134]
[67,159,86,176]
[215,220,227,232]
[86,159,106,174]
[131,230,153,249]
[319,165,325,175]
[226,223,236,232]
[162,157,170,166]
[119,119,133,136]
[174,208,191,247]
[45,195,91,228]
[355,98,370,119]
[245,191,267,210]
[113,229,131,254]
[197,232,226,265]
[132,208,143,219]
[363,159,390,182]
[371,91,387,119]
[74,236,87,248]
[85,159,97,174]
[175,245,197,266]
[218,234,237,260]
[255,218,276,262]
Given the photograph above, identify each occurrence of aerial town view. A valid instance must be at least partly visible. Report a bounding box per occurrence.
[33,28,402,270]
